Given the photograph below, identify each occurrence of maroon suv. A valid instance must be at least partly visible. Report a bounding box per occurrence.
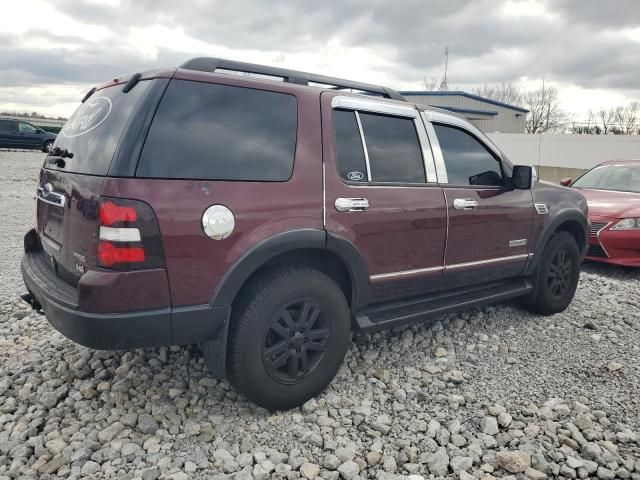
[21,58,588,410]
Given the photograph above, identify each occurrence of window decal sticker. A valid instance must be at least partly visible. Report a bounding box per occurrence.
[62,96,112,138]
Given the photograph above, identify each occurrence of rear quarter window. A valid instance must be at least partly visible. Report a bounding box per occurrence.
[136,80,297,181]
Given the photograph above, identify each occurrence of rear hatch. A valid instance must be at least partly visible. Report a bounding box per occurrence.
[37,79,152,285]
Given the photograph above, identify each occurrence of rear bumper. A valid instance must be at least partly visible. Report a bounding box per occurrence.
[21,249,230,351]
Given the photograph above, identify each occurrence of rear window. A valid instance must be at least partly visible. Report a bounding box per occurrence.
[136,80,297,181]
[48,80,150,175]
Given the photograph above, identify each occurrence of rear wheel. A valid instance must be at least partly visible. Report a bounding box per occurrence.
[523,231,581,315]
[226,266,351,410]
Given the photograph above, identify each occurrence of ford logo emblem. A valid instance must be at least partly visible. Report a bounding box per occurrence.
[347,171,365,181]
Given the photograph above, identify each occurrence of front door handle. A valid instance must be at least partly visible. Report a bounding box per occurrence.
[453,198,478,210]
[335,197,369,212]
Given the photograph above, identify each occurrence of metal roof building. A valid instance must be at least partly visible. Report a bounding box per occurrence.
[399,91,529,133]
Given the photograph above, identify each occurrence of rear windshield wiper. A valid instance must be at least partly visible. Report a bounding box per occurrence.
[46,148,74,168]
[122,73,142,93]
[81,87,96,103]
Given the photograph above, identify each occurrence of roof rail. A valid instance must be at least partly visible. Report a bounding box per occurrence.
[179,57,406,102]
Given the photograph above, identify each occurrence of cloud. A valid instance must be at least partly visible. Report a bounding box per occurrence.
[1,0,638,116]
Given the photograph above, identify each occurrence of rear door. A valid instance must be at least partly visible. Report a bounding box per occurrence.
[37,80,152,284]
[0,119,19,148]
[323,95,447,303]
[423,112,533,287]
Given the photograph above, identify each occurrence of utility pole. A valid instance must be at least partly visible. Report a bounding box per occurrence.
[439,46,449,91]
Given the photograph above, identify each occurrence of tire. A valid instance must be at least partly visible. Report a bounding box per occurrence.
[523,231,581,315]
[42,140,54,153]
[226,266,351,410]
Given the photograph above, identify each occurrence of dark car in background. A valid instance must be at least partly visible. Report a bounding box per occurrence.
[561,160,640,267]
[21,58,588,410]
[0,117,57,152]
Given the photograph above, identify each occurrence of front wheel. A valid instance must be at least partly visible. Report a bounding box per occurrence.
[226,266,351,410]
[523,231,581,315]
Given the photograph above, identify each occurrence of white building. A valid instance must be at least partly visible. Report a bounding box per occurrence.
[400,91,528,133]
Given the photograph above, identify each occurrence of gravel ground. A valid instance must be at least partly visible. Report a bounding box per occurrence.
[0,150,639,479]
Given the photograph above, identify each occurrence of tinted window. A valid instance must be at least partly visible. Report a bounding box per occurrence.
[334,110,367,183]
[0,120,16,132]
[19,122,38,133]
[50,80,151,175]
[359,113,425,183]
[434,124,503,186]
[137,80,297,181]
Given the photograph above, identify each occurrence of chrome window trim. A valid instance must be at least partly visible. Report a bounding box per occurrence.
[414,117,438,183]
[331,95,418,118]
[421,113,448,183]
[369,253,533,280]
[353,111,372,182]
[422,109,504,158]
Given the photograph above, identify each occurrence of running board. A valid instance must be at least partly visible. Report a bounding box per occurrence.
[355,278,533,331]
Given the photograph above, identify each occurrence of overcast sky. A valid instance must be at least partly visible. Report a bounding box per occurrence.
[1,0,639,120]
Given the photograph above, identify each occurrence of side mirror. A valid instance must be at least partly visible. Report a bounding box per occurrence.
[511,165,533,190]
[559,177,572,187]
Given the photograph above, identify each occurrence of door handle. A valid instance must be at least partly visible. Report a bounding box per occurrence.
[335,197,369,212]
[453,198,478,210]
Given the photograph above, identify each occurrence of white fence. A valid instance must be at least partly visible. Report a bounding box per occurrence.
[487,133,640,170]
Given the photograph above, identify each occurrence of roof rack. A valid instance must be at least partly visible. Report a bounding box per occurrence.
[179,57,406,101]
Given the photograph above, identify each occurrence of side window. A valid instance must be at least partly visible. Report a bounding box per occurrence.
[137,80,297,181]
[359,112,425,183]
[433,124,503,186]
[19,122,38,133]
[333,110,367,183]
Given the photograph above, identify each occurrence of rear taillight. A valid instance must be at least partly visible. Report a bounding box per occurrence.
[97,198,165,270]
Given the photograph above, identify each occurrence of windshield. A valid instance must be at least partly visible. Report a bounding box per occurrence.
[572,164,640,194]
[46,80,150,175]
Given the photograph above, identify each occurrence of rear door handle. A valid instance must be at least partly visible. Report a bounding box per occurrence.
[453,198,478,210]
[335,197,369,212]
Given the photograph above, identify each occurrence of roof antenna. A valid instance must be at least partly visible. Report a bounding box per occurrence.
[439,46,449,91]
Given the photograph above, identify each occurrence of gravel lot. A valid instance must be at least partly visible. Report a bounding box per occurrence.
[0,150,639,479]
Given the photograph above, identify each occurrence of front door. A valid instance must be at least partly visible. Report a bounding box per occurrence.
[322,94,447,303]
[426,118,534,287]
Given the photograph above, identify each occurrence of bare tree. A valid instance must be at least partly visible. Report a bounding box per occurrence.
[475,83,523,106]
[423,77,440,91]
[593,108,617,134]
[522,82,567,133]
[613,102,639,134]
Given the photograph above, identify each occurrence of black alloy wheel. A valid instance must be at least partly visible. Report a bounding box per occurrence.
[262,300,332,384]
[547,248,573,298]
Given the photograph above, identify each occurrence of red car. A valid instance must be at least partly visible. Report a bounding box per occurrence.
[561,160,640,267]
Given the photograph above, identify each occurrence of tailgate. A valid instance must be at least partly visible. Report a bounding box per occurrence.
[36,78,153,285]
